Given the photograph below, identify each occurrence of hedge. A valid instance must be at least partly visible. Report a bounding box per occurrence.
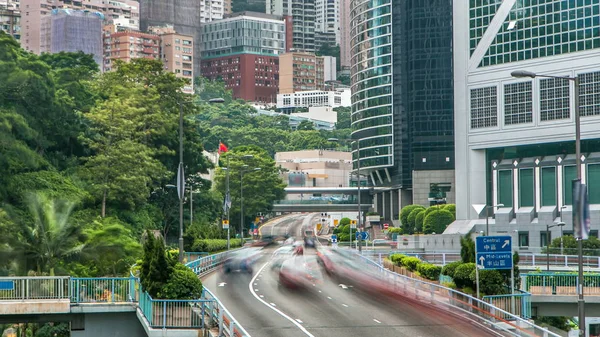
[387,227,403,235]
[191,239,242,252]
[423,209,455,234]
[453,263,476,289]
[408,209,424,233]
[415,211,426,233]
[470,269,505,295]
[402,257,421,272]
[441,260,462,278]
[399,205,425,230]
[417,263,442,281]
[390,253,407,265]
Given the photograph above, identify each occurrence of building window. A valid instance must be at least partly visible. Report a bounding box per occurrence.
[518,232,529,247]
[519,168,534,208]
[579,71,600,117]
[588,164,600,204]
[497,169,513,208]
[541,166,557,207]
[470,86,497,129]
[563,165,577,205]
[504,81,533,125]
[540,77,570,121]
[540,232,551,248]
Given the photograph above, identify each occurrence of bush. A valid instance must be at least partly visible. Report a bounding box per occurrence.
[442,204,456,217]
[441,261,462,278]
[333,224,348,235]
[339,217,351,226]
[417,263,442,281]
[423,205,443,217]
[399,205,425,233]
[453,263,476,289]
[191,239,242,252]
[415,211,426,233]
[422,209,454,234]
[390,253,407,265]
[159,264,203,299]
[407,209,424,233]
[387,227,402,235]
[402,256,421,272]
[460,234,475,263]
[470,269,505,295]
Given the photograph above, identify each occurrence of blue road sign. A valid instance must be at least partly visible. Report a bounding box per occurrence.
[476,235,513,270]
[355,232,369,240]
[476,235,512,253]
[476,252,513,270]
[331,234,337,243]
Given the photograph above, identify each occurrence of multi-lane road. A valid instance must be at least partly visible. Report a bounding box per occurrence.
[203,213,502,337]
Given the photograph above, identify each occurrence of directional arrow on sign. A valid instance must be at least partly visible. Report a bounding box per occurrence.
[218,282,227,287]
[479,255,485,267]
[502,240,510,249]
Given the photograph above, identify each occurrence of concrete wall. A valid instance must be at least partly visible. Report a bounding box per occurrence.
[71,312,146,337]
[412,170,455,207]
[396,233,464,251]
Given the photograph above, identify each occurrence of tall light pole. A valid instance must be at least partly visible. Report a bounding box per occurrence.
[512,70,584,335]
[546,222,566,271]
[485,204,504,235]
[351,138,363,252]
[559,205,567,255]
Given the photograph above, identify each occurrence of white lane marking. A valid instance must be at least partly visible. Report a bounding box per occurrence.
[296,319,303,324]
[218,282,227,287]
[373,319,381,324]
[270,302,277,307]
[255,289,259,291]
[254,283,258,285]
[327,296,332,300]
[318,290,322,293]
[339,284,348,289]
[342,304,348,307]
[249,262,316,337]
[259,295,264,298]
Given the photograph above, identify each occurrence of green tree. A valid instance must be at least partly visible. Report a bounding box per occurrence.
[407,209,424,233]
[140,231,172,297]
[215,146,286,234]
[334,107,351,129]
[296,120,315,130]
[460,234,475,263]
[399,205,425,234]
[415,211,426,233]
[422,209,454,234]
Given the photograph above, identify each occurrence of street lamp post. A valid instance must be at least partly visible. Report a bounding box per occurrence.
[485,204,504,236]
[559,205,567,255]
[512,70,584,335]
[240,165,261,244]
[546,222,566,271]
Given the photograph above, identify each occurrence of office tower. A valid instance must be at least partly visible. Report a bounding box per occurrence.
[350,0,454,221]
[266,0,315,52]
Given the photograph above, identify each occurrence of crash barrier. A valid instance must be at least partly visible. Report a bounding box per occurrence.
[357,254,559,337]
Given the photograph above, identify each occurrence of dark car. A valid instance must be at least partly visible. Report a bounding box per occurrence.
[222,248,261,274]
[304,230,316,248]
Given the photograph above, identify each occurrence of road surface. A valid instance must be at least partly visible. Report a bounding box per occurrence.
[203,214,502,337]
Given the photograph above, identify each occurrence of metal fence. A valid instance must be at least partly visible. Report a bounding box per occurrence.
[0,276,69,300]
[522,272,600,295]
[482,290,532,320]
[138,289,212,329]
[359,254,559,337]
[70,277,137,303]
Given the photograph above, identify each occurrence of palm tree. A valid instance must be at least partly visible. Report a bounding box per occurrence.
[13,193,85,275]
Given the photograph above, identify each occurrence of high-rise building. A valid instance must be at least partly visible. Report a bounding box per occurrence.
[266,0,315,52]
[314,31,336,51]
[350,0,454,222]
[140,0,223,75]
[40,9,103,65]
[224,0,232,14]
[322,55,336,82]
[151,26,194,94]
[0,0,20,42]
[102,25,160,72]
[200,12,285,104]
[279,52,326,94]
[315,0,339,45]
[454,1,600,244]
[20,0,139,54]
[338,0,350,69]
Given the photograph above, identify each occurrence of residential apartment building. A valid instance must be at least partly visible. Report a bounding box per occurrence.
[152,26,194,94]
[322,55,336,82]
[277,88,350,110]
[454,0,600,247]
[279,52,325,94]
[315,0,339,45]
[102,25,160,72]
[200,12,285,104]
[350,0,454,221]
[140,0,223,75]
[224,0,232,14]
[0,0,20,42]
[40,9,103,65]
[20,0,138,54]
[266,0,315,52]
[314,31,335,51]
[338,0,350,69]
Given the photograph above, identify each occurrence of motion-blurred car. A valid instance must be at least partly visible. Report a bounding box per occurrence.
[279,255,323,289]
[271,245,295,271]
[304,229,316,248]
[222,248,262,274]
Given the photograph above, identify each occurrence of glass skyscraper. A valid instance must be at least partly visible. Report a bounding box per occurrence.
[350,0,454,220]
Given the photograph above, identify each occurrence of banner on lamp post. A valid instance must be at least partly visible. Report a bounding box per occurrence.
[573,179,591,240]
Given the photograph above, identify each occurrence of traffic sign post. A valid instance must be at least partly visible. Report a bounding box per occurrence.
[355,232,369,241]
[475,235,515,314]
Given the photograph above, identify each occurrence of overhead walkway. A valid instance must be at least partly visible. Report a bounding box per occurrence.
[273,199,372,212]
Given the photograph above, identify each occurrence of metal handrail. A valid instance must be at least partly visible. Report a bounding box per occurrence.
[356,252,559,337]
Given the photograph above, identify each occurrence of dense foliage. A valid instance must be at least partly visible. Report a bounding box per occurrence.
[399,204,456,234]
[388,254,441,281]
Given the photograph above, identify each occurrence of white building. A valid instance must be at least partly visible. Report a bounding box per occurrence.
[277,88,351,109]
[454,0,600,248]
[266,0,315,52]
[322,55,337,82]
[315,0,339,45]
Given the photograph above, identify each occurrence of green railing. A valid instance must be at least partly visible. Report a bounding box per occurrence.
[483,289,532,320]
[523,272,600,295]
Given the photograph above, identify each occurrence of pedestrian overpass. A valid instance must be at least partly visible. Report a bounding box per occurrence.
[275,187,375,212]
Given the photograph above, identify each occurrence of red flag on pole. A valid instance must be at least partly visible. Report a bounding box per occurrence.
[218,142,228,154]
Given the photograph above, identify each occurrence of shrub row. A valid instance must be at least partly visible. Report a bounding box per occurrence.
[389,253,441,281]
[441,260,506,295]
[191,239,242,252]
